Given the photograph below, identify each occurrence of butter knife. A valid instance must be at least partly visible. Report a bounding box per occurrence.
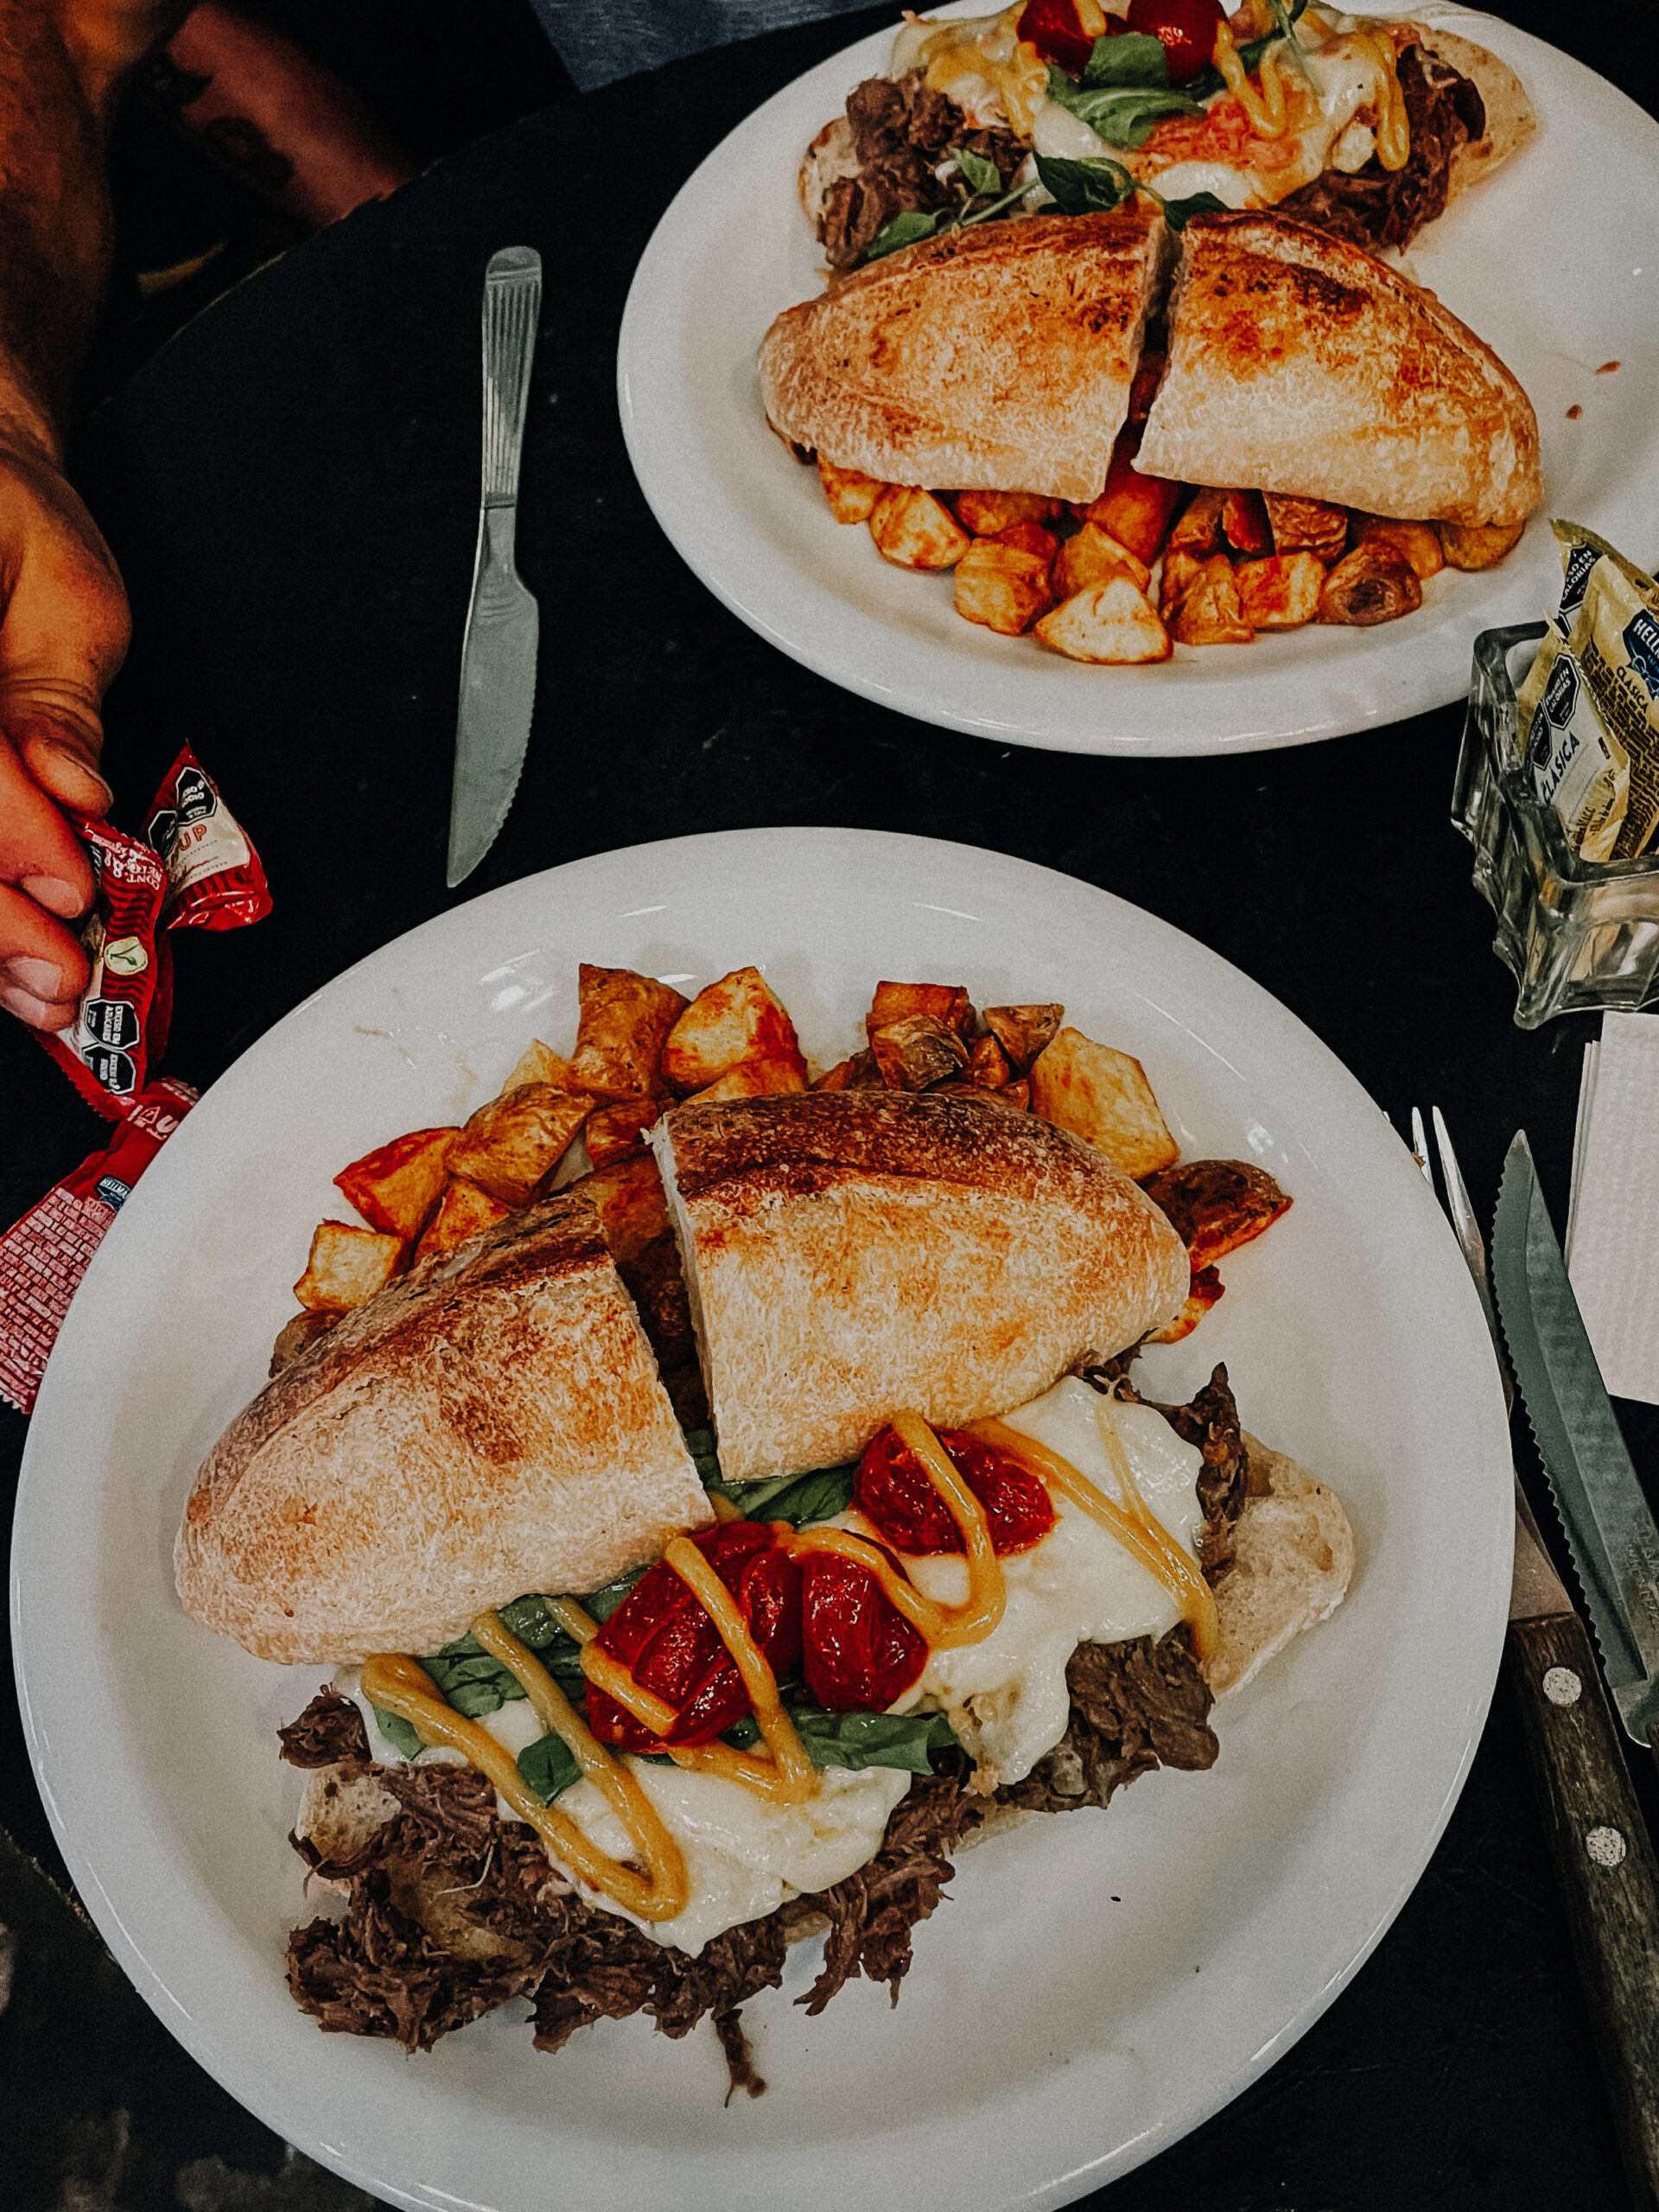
[1491,1128,1659,2211]
[447,245,542,888]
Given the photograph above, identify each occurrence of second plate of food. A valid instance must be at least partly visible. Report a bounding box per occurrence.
[617,4,1659,754]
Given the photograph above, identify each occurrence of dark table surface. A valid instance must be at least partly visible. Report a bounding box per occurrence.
[4,4,1659,2205]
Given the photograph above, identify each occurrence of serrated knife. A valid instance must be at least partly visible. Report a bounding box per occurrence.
[1491,1128,1659,2209]
[447,245,541,888]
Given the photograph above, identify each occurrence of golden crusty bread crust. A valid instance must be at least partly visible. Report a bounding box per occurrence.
[655,1090,1190,1484]
[1414,24,1537,199]
[759,209,1170,504]
[1137,212,1541,525]
[175,1195,709,1664]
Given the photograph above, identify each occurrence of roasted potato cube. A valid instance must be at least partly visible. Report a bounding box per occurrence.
[1169,555,1253,646]
[967,1032,1012,1089]
[1052,521,1150,598]
[502,1039,571,1093]
[868,486,972,569]
[814,1055,859,1090]
[270,1308,338,1376]
[995,519,1059,563]
[1139,1159,1292,1270]
[584,1097,663,1167]
[413,1176,516,1262]
[1145,1264,1225,1344]
[1438,518,1526,570]
[1167,486,1226,558]
[1127,348,1166,426]
[334,1125,459,1243]
[661,965,805,1091]
[1317,543,1422,626]
[818,455,884,523]
[868,982,975,1039]
[954,540,1053,635]
[1159,549,1203,620]
[1029,1027,1179,1177]
[1234,551,1325,630]
[1001,1077,1031,1111]
[816,1048,882,1089]
[1082,435,1184,567]
[573,1154,669,1267]
[1034,578,1171,664]
[1220,490,1272,557]
[981,1002,1063,1071]
[869,1013,970,1090]
[295,1220,404,1312]
[566,963,689,1098]
[1352,516,1445,581]
[448,1083,592,1206]
[954,488,1059,535]
[688,1053,809,1103]
[1264,493,1348,563]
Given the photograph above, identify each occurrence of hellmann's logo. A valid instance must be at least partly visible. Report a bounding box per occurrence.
[1624,608,1659,693]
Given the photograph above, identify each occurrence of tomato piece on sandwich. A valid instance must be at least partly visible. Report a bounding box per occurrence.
[855,1426,1057,1556]
[1018,0,1102,77]
[1125,0,1224,86]
[800,1549,929,1711]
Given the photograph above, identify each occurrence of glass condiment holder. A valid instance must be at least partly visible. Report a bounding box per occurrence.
[1452,623,1659,1029]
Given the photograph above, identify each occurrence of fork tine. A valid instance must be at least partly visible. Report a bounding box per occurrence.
[1427,1104,1514,1414]
[1410,1106,1434,1192]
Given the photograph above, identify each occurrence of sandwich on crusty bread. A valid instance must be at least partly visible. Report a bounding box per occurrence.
[759,208,1171,505]
[174,1194,710,1664]
[1135,211,1541,526]
[653,1088,1190,1483]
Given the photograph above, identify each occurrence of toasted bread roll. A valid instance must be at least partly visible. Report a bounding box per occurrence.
[175,1195,709,1663]
[760,210,1170,505]
[1415,25,1537,198]
[1138,213,1541,527]
[654,1090,1189,1484]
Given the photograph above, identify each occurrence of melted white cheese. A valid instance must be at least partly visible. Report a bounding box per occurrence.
[893,1379,1205,1789]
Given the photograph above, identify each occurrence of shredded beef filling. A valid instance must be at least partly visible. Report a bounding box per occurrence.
[277,1687,371,1772]
[1277,41,1485,251]
[996,1627,1217,1815]
[818,72,1024,270]
[1078,1358,1249,1582]
[796,1776,983,2016]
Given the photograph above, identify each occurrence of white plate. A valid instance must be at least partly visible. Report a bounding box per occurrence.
[617,8,1659,755]
[13,829,1510,2209]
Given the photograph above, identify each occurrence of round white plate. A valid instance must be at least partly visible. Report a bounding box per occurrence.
[13,829,1510,2210]
[617,8,1659,755]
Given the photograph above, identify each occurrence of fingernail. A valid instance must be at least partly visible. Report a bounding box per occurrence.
[0,982,56,1026]
[3,955,66,997]
[20,874,85,919]
[33,736,113,807]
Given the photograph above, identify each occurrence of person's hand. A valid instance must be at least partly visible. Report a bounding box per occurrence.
[0,435,130,1031]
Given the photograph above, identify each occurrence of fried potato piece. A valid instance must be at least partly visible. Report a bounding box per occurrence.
[584,1097,664,1167]
[1145,1264,1225,1344]
[270,1309,338,1376]
[954,540,1053,635]
[689,1054,809,1103]
[1082,435,1183,567]
[1353,516,1444,581]
[818,455,884,523]
[868,982,975,1039]
[981,1002,1063,1071]
[1264,493,1347,563]
[413,1176,516,1262]
[995,520,1059,563]
[1317,544,1422,626]
[1167,486,1226,558]
[1128,348,1166,427]
[334,1126,459,1243]
[566,964,689,1099]
[448,1083,592,1206]
[1221,490,1272,557]
[1029,1027,1179,1178]
[1001,1077,1031,1111]
[1052,521,1150,598]
[1139,1159,1292,1270]
[868,486,972,569]
[1160,549,1203,620]
[503,1039,572,1093]
[1168,556,1253,646]
[295,1220,404,1313]
[869,1013,970,1090]
[661,965,805,1091]
[1438,518,1526,571]
[955,488,1059,535]
[1234,551,1325,630]
[573,1153,669,1267]
[815,1049,881,1090]
[1034,579,1171,664]
[967,1031,1012,1089]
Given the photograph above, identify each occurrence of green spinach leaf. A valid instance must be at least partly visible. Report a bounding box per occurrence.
[1046,58,1202,148]
[1157,188,1229,230]
[1081,31,1175,86]
[714,1461,858,1528]
[1033,151,1137,215]
[791,1706,961,1774]
[683,1427,723,1490]
[866,207,953,260]
[954,144,1002,197]
[371,1705,425,1761]
[518,1730,583,1805]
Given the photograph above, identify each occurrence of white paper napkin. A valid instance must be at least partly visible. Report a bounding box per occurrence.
[1565,1010,1659,1406]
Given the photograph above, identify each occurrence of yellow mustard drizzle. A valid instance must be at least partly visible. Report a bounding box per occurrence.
[919,9,1049,143]
[1360,29,1410,170]
[579,1641,679,1736]
[963,1411,1220,1662]
[359,1639,690,1921]
[1211,20,1289,137]
[662,1535,818,1802]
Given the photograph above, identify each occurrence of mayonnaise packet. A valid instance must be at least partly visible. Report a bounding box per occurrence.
[1518,622,1627,861]
[1549,520,1659,638]
[1521,546,1659,862]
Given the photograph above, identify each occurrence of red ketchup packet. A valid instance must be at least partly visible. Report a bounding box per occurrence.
[35,747,270,1116]
[0,1078,196,1414]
